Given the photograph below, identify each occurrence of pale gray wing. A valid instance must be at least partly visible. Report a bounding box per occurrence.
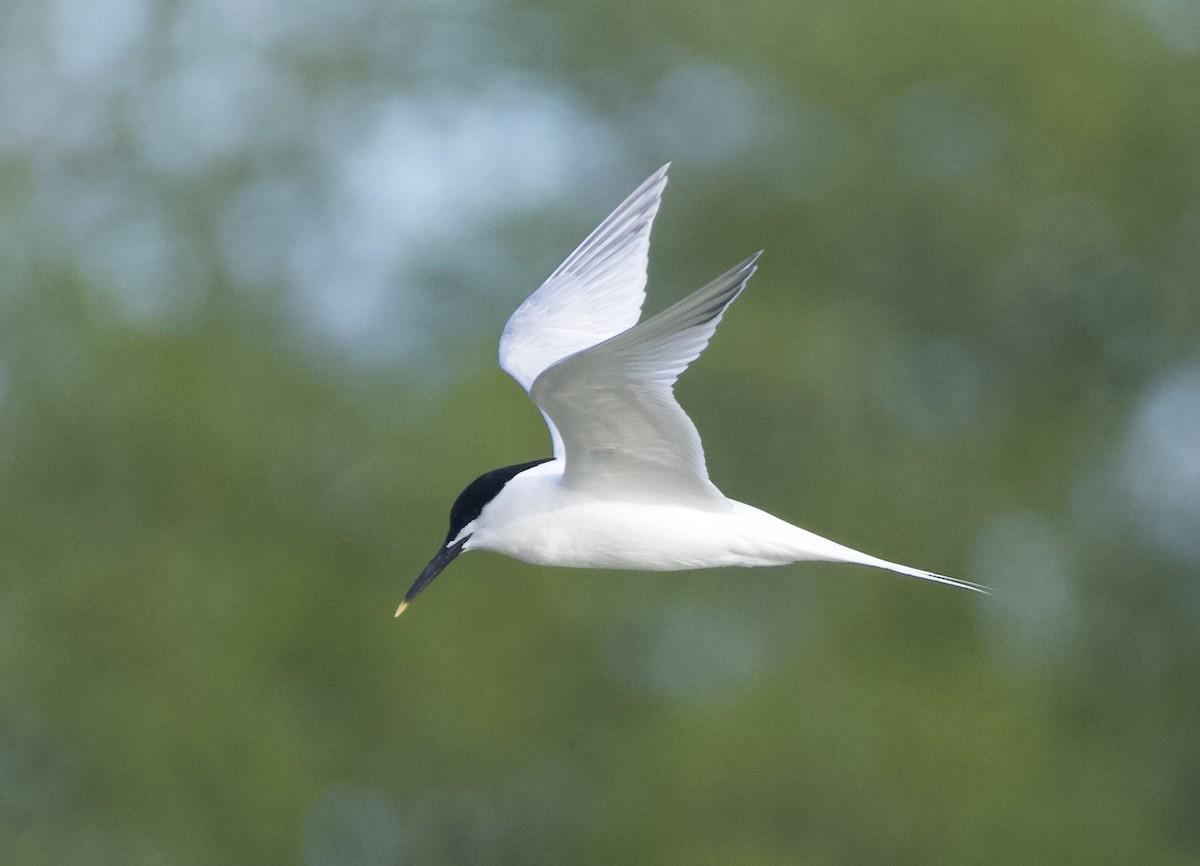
[529,253,761,504]
[499,166,669,456]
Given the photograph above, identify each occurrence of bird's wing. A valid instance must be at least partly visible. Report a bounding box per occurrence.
[499,165,669,457]
[530,253,761,505]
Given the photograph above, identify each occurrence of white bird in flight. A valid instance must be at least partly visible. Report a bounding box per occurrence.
[398,165,985,615]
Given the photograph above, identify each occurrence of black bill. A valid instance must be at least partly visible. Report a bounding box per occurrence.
[395,537,467,616]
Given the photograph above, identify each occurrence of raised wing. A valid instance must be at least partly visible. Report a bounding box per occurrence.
[530,253,761,505]
[499,166,670,455]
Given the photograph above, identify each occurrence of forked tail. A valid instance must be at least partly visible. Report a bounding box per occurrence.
[847,551,990,594]
[775,518,989,593]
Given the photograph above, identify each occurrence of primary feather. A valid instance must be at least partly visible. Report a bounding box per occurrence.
[532,253,760,504]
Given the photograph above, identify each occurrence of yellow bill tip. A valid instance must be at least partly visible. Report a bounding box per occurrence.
[394,599,409,617]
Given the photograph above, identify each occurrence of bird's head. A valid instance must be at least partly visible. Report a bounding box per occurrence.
[396,458,551,616]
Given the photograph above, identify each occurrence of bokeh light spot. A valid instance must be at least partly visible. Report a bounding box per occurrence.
[53,0,149,80]
[891,83,1006,180]
[1121,0,1200,55]
[304,788,403,866]
[971,512,1079,671]
[872,339,995,439]
[602,601,764,702]
[1122,360,1200,566]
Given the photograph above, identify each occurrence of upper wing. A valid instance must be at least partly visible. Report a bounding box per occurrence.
[529,253,761,505]
[499,166,670,454]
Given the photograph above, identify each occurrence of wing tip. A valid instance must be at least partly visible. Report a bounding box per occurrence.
[635,163,671,198]
[722,250,765,292]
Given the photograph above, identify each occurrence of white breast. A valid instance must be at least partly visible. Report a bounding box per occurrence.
[463,462,816,571]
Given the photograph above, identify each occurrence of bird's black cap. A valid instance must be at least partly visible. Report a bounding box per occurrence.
[397,457,552,615]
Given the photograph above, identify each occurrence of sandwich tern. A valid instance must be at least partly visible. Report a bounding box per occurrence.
[399,165,985,615]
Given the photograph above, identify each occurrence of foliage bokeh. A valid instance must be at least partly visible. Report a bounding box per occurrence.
[2,0,1199,862]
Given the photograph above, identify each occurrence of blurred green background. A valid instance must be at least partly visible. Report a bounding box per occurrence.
[2,0,1199,862]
